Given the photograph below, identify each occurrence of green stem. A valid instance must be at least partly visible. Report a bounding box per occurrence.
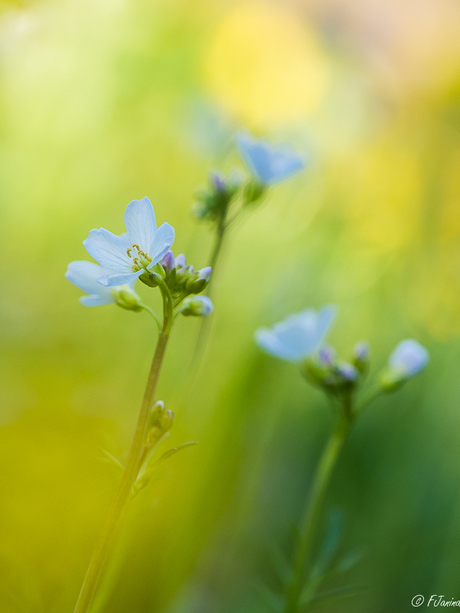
[189,216,227,371]
[284,416,352,613]
[206,216,227,298]
[73,282,174,613]
[139,303,161,331]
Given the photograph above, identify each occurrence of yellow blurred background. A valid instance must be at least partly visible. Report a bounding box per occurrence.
[0,0,459,611]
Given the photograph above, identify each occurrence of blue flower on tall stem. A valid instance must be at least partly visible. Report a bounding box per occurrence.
[236,131,305,186]
[83,197,175,287]
[255,306,336,362]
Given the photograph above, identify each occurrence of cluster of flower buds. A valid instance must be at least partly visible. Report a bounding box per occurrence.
[193,170,242,222]
[302,342,369,397]
[147,400,175,445]
[160,251,214,316]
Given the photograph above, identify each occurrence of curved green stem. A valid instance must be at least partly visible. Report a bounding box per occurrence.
[139,303,161,331]
[73,282,174,613]
[283,416,353,613]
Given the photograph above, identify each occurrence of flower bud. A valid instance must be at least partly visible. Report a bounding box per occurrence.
[318,345,336,367]
[335,362,359,385]
[189,266,212,294]
[352,341,370,374]
[175,254,186,269]
[140,271,163,287]
[114,287,142,311]
[302,348,335,387]
[149,400,165,426]
[379,339,429,392]
[193,170,242,221]
[180,296,214,317]
[161,251,175,275]
[160,409,175,433]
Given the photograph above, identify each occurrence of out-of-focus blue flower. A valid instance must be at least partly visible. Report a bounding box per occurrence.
[65,261,139,307]
[255,306,336,362]
[236,131,305,185]
[389,339,429,377]
[83,197,175,287]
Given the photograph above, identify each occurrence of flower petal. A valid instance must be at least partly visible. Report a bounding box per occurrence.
[65,261,115,298]
[236,131,305,185]
[83,228,132,271]
[124,197,157,252]
[147,222,175,267]
[255,325,309,362]
[255,305,336,362]
[97,269,143,287]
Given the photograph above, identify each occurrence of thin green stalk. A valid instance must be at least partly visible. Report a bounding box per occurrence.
[139,303,161,331]
[189,216,227,372]
[206,216,227,297]
[73,282,174,613]
[284,415,353,613]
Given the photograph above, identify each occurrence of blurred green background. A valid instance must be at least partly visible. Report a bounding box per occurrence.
[0,0,460,611]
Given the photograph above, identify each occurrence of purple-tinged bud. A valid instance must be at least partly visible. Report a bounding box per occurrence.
[318,345,336,367]
[161,251,175,275]
[189,266,212,294]
[336,362,359,383]
[198,266,212,282]
[209,171,226,193]
[175,254,186,269]
[352,341,369,374]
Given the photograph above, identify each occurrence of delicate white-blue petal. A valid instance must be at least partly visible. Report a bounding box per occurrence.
[236,131,305,185]
[124,197,157,252]
[83,228,132,271]
[389,339,429,376]
[308,306,336,350]
[147,222,175,267]
[255,305,336,362]
[66,261,115,299]
[80,294,114,307]
[255,327,307,362]
[97,269,143,287]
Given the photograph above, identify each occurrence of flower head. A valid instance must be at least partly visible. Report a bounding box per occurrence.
[255,306,336,362]
[389,339,429,377]
[236,131,305,186]
[83,197,175,287]
[65,261,141,309]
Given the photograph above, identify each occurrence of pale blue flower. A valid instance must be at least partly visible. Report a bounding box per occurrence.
[389,339,429,377]
[65,261,139,307]
[83,197,175,287]
[255,306,336,362]
[236,131,305,185]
